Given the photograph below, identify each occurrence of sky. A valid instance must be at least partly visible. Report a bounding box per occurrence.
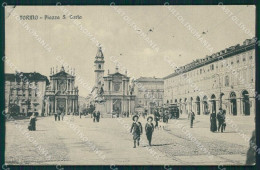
[5,5,255,97]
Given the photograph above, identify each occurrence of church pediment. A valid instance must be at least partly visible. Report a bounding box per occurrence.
[108,72,128,78]
[51,71,74,78]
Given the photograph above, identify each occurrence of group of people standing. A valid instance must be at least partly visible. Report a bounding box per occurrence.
[153,109,169,129]
[93,111,101,122]
[54,110,65,121]
[130,115,155,148]
[210,108,226,133]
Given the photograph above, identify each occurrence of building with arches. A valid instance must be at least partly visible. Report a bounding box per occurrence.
[164,38,255,116]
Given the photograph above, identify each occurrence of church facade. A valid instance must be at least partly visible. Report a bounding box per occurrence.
[45,66,79,115]
[92,47,135,114]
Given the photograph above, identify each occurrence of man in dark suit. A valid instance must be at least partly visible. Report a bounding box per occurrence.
[93,111,96,122]
[217,108,224,132]
[96,111,100,122]
[190,111,195,128]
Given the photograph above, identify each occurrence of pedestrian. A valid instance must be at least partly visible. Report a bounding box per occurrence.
[217,108,224,132]
[210,111,217,132]
[246,130,256,164]
[93,111,96,122]
[54,112,57,121]
[130,115,143,148]
[190,111,195,128]
[96,111,100,122]
[28,112,37,131]
[61,112,65,121]
[57,110,61,121]
[145,116,154,146]
[127,111,129,118]
[154,110,160,129]
[222,110,226,132]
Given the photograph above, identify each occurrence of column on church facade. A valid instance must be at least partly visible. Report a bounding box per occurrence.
[55,98,57,112]
[75,99,78,113]
[123,80,125,95]
[66,98,68,115]
[67,80,69,93]
[72,99,74,113]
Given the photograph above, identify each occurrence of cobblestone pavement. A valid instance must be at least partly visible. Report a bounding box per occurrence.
[5,114,255,165]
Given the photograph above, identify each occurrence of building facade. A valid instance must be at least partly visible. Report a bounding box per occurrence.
[45,66,79,115]
[134,77,164,114]
[164,38,255,116]
[92,47,135,114]
[5,72,49,116]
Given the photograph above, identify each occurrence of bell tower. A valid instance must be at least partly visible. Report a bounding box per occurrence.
[94,46,105,86]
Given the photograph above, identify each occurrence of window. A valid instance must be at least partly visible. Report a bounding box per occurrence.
[98,64,101,69]
[237,60,239,63]
[249,56,252,59]
[225,76,229,86]
[243,58,246,61]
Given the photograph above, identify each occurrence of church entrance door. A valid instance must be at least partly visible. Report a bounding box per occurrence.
[113,99,122,115]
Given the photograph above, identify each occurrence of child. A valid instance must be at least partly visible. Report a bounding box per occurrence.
[130,115,143,148]
[145,116,154,146]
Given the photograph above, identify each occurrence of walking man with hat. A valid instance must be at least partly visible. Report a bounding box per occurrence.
[130,115,143,148]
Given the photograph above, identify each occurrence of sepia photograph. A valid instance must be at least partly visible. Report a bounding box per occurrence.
[3,3,258,166]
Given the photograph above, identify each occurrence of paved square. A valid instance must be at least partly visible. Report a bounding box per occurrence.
[5,114,254,165]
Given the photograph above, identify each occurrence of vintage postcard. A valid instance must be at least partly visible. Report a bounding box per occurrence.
[3,4,257,166]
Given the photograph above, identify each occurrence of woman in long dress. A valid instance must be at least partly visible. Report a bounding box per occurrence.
[210,111,217,132]
[29,112,37,131]
[145,116,154,146]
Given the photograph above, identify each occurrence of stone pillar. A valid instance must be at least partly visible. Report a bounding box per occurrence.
[66,98,68,115]
[55,98,57,112]
[72,99,74,113]
[67,79,69,91]
[111,99,113,113]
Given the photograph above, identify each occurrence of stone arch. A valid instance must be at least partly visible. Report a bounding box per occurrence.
[195,96,201,115]
[229,91,237,116]
[210,94,217,113]
[241,90,250,115]
[202,95,209,115]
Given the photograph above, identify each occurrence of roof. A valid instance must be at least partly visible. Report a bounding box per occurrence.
[163,38,255,79]
[135,77,164,82]
[5,72,49,84]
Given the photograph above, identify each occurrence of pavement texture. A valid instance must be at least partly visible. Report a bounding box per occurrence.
[5,113,255,165]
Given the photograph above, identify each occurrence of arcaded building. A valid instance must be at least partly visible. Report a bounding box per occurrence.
[164,38,255,116]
